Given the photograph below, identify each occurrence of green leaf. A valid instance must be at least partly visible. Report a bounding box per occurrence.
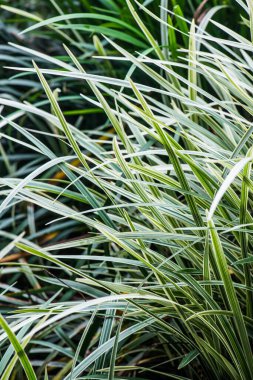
[0,315,36,380]
[178,349,199,369]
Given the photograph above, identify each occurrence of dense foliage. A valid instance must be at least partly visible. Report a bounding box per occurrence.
[1,0,253,379]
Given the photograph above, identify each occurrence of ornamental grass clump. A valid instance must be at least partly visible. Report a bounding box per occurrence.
[1,0,253,379]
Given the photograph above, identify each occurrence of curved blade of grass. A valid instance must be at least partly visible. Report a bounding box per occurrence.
[0,315,37,380]
[208,217,253,377]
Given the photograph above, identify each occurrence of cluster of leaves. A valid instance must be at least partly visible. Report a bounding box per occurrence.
[1,0,253,379]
